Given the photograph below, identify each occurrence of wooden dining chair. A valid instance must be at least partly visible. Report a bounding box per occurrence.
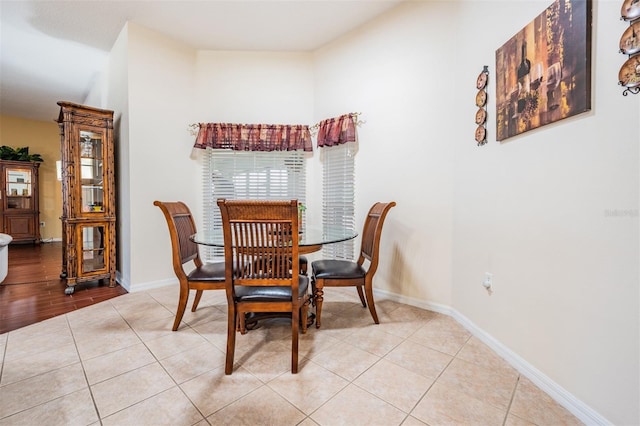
[154,201,226,331]
[311,201,396,328]
[217,199,310,374]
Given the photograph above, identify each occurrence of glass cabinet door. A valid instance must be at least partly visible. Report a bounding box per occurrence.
[79,130,104,213]
[81,225,106,273]
[5,167,33,210]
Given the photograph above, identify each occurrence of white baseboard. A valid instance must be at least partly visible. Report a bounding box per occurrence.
[39,237,62,243]
[374,288,611,426]
[126,277,177,293]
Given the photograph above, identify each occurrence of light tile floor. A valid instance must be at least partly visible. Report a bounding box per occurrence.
[0,285,583,425]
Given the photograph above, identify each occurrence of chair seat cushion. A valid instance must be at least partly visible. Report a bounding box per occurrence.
[312,260,366,280]
[236,276,309,302]
[188,261,226,282]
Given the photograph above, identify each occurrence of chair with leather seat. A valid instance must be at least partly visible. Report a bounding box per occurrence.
[217,198,310,374]
[311,201,396,329]
[154,201,226,331]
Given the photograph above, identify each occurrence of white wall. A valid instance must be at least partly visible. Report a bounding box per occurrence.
[121,23,199,289]
[312,0,458,306]
[192,50,315,222]
[107,27,315,291]
[89,23,131,289]
[193,51,314,125]
[314,1,638,424]
[454,2,638,424]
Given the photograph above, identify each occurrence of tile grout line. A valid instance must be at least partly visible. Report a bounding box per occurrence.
[66,312,104,424]
[403,332,473,422]
[502,374,521,426]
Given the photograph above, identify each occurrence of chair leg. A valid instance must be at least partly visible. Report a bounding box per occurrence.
[225,303,237,375]
[356,286,366,307]
[314,280,324,329]
[364,281,379,324]
[192,290,203,312]
[238,308,248,334]
[172,285,190,331]
[301,297,309,334]
[292,302,300,374]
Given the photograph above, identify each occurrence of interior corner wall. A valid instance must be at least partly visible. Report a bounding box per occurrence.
[313,1,638,424]
[87,23,131,289]
[191,48,315,235]
[120,22,199,290]
[107,24,130,290]
[114,26,315,291]
[312,0,459,308]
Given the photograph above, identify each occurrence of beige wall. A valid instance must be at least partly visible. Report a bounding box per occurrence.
[0,115,62,241]
[100,23,316,291]
[313,1,638,425]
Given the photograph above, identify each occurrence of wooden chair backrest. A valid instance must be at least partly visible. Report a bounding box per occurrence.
[217,199,300,290]
[358,201,396,272]
[154,201,201,279]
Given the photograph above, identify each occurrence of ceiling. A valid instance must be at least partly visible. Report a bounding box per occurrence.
[0,0,403,123]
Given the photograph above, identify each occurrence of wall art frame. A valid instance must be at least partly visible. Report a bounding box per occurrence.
[495,0,592,141]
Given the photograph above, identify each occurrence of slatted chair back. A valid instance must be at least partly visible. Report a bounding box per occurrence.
[358,201,397,273]
[217,198,308,374]
[154,200,226,331]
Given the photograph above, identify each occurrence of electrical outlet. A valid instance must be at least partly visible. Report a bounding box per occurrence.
[482,272,493,294]
[40,221,45,227]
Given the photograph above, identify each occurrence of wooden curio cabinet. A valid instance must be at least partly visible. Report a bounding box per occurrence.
[0,160,40,243]
[57,102,116,294]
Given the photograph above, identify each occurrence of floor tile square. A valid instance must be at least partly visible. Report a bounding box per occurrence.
[83,342,156,385]
[0,363,87,418]
[509,376,584,425]
[101,386,204,426]
[311,383,406,425]
[411,382,506,425]
[0,388,97,426]
[206,385,305,425]
[268,360,349,414]
[354,358,434,413]
[180,366,262,417]
[91,363,175,418]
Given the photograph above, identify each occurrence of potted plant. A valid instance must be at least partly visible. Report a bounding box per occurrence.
[0,146,43,162]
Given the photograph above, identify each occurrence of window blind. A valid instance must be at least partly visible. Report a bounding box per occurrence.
[202,148,306,260]
[322,143,355,260]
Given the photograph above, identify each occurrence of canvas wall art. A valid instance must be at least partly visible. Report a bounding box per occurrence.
[495,0,592,141]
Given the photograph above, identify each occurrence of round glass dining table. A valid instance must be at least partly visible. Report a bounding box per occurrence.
[190,225,358,254]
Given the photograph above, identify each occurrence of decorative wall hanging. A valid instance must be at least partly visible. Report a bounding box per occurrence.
[495,0,592,141]
[475,66,489,146]
[621,0,640,21]
[619,0,640,95]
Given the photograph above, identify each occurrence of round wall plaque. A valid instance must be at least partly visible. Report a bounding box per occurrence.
[475,125,486,143]
[620,21,640,55]
[475,90,487,107]
[622,0,640,21]
[619,54,640,88]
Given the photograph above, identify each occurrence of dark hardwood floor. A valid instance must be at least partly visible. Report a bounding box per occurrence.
[0,241,128,334]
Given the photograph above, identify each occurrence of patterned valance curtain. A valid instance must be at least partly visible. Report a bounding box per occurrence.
[194,123,313,152]
[316,113,357,148]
